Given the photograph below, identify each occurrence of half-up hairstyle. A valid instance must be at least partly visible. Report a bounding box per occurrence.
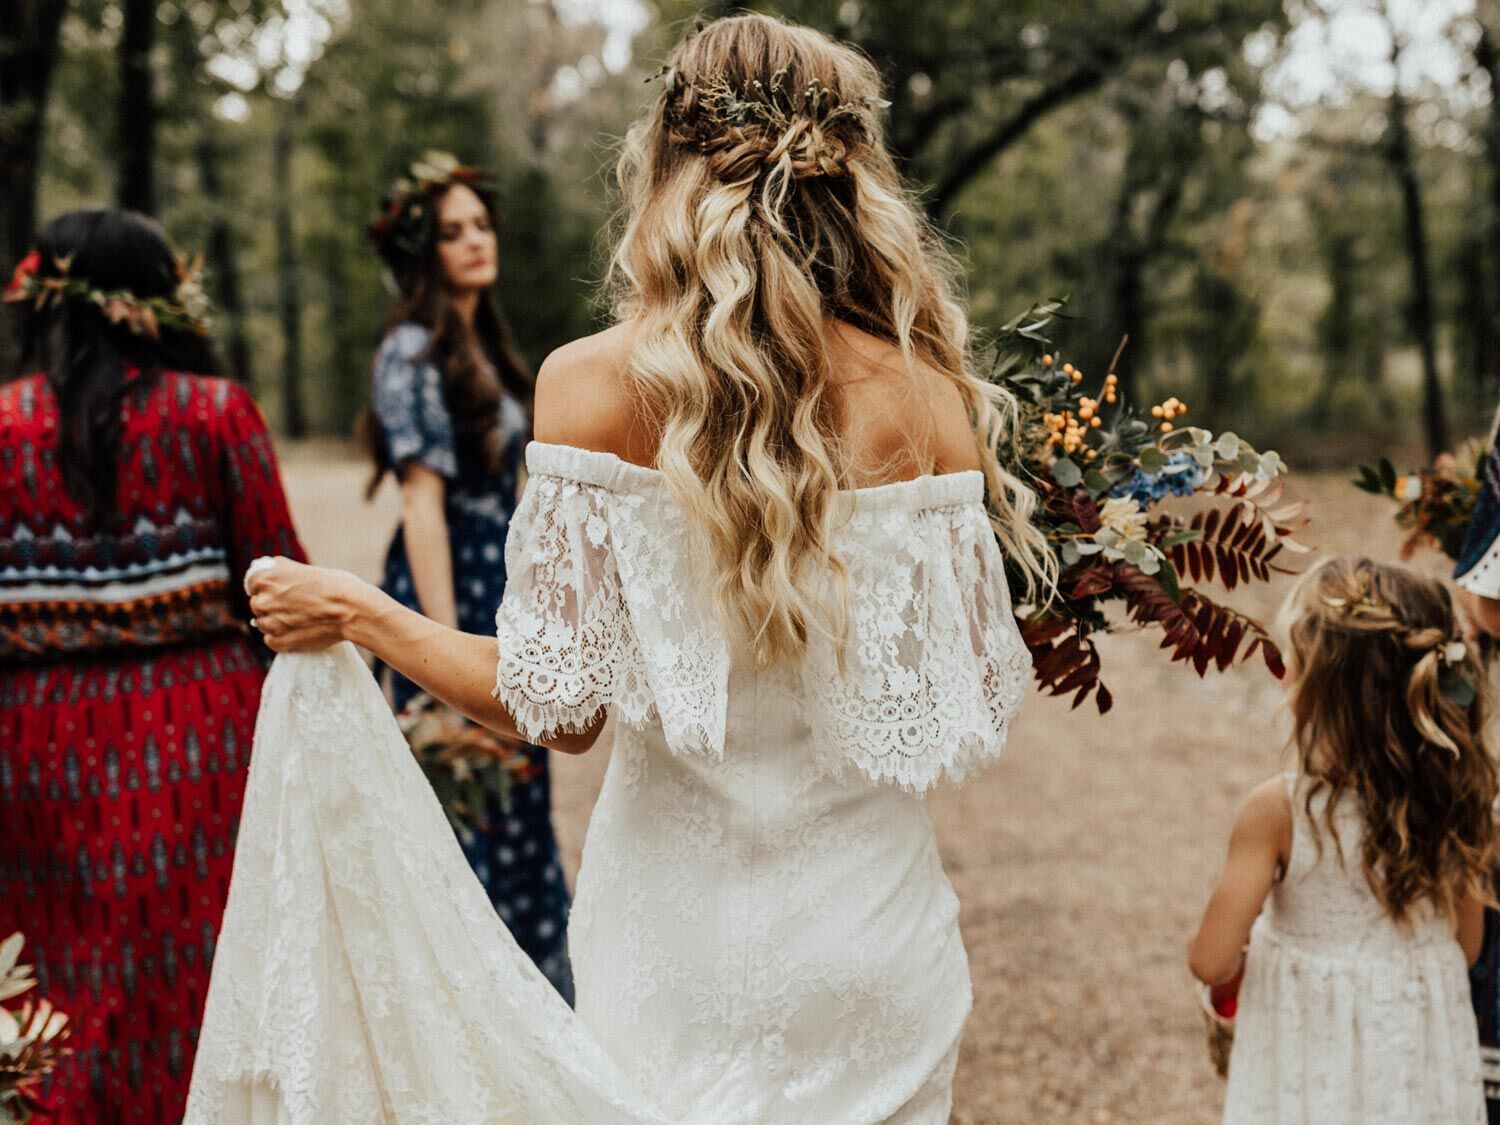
[1279,556,1497,923]
[607,13,1052,667]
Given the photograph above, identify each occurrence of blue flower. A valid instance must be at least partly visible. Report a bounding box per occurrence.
[1111,453,1206,508]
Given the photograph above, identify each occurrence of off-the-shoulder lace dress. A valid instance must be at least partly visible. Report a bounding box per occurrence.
[184,442,1031,1124]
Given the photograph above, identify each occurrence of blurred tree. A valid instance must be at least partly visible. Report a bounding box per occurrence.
[116,0,154,212]
[1378,3,1447,456]
[163,7,254,383]
[272,91,306,437]
[0,0,70,371]
[751,0,1287,220]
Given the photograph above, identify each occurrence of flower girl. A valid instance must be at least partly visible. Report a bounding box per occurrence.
[1190,557,1493,1123]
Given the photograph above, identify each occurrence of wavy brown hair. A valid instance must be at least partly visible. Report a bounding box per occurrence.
[1280,557,1497,923]
[364,180,532,496]
[606,13,1052,667]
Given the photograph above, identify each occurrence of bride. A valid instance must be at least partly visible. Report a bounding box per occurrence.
[188,13,1051,1124]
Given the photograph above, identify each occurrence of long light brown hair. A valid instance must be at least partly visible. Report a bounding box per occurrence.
[1280,557,1496,922]
[606,13,1052,667]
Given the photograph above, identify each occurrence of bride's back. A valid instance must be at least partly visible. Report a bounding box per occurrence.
[540,13,1049,674]
[531,317,980,489]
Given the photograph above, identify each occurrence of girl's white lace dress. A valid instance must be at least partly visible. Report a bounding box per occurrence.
[183,442,1030,1125]
[1222,773,1484,1124]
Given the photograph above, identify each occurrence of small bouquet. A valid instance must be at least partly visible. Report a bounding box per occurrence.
[1353,443,1487,562]
[990,299,1310,712]
[1197,976,1239,1079]
[396,694,541,834]
[0,934,71,1125]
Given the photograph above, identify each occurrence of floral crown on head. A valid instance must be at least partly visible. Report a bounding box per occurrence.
[3,249,212,340]
[652,64,890,178]
[368,150,498,267]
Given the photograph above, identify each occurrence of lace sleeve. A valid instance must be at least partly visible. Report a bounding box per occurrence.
[493,458,729,754]
[493,473,642,740]
[806,494,1030,792]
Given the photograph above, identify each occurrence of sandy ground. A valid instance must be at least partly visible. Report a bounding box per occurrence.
[279,450,1422,1124]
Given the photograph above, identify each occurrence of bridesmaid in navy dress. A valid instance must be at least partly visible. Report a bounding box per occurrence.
[364,153,572,1001]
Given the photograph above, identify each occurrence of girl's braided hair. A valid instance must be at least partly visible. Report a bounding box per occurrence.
[1279,557,1496,923]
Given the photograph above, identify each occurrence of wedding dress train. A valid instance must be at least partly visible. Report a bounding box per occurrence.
[185,443,1030,1124]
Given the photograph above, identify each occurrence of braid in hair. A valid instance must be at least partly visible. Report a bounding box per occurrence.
[1279,557,1496,923]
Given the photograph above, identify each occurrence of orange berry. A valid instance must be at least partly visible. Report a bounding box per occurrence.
[1042,354,1055,367]
[1160,421,1174,433]
[1070,372,1083,384]
[1062,362,1075,374]
[1090,416,1102,428]
[1151,405,1164,418]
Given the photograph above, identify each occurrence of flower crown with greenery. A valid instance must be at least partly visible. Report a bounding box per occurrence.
[654,64,890,178]
[368,150,498,267]
[2,249,212,340]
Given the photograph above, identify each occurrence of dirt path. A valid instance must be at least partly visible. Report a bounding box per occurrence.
[280,453,1415,1123]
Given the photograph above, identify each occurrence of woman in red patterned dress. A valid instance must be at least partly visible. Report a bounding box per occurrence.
[0,210,306,1123]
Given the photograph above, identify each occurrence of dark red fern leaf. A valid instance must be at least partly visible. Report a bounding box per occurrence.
[1177,591,1285,681]
[1019,615,1112,713]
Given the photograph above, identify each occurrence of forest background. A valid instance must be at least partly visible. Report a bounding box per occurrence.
[3,0,1497,464]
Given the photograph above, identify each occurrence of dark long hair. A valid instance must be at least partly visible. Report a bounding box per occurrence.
[13,209,222,528]
[365,181,533,497]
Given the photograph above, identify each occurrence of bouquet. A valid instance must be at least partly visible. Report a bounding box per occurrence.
[397,694,541,834]
[0,934,70,1125]
[990,299,1309,712]
[1197,977,1239,1079]
[1353,443,1487,562]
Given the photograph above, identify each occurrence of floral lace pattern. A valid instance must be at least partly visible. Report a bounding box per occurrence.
[185,643,665,1125]
[189,450,1028,1122]
[494,443,1029,790]
[1223,774,1484,1124]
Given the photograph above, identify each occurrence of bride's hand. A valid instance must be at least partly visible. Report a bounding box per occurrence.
[245,557,371,652]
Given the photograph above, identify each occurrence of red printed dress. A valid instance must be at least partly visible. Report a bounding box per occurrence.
[0,371,305,1124]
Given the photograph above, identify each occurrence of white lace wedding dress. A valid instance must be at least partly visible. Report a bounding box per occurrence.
[184,442,1030,1124]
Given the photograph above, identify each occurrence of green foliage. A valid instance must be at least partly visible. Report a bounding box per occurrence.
[16,0,1500,465]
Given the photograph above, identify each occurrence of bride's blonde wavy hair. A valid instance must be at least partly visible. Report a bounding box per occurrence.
[607,13,1052,666]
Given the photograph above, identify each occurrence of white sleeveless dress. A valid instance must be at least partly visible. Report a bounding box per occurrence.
[1222,773,1484,1124]
[183,442,1030,1124]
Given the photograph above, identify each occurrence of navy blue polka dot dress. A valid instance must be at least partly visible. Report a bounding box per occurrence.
[371,322,573,1003]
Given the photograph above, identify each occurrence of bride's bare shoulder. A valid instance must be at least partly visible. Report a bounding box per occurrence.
[828,323,981,479]
[532,321,649,462]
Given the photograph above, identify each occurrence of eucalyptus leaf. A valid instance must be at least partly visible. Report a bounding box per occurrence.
[1214,432,1241,460]
[1052,458,1084,487]
[1156,557,1182,600]
[1160,529,1203,548]
[1443,674,1478,709]
[1138,446,1168,473]
[1083,469,1113,496]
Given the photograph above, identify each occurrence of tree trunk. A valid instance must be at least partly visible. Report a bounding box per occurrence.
[1386,82,1448,456]
[1313,222,1357,419]
[0,0,69,373]
[168,20,253,386]
[117,0,156,214]
[1475,25,1500,392]
[1458,233,1491,414]
[273,97,307,438]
